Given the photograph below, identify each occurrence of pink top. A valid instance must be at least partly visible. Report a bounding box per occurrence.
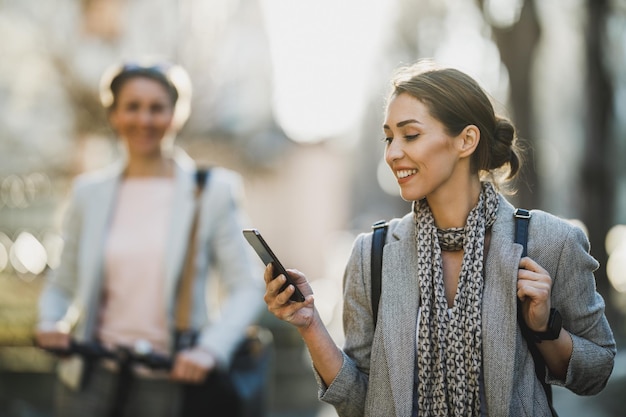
[98,177,174,355]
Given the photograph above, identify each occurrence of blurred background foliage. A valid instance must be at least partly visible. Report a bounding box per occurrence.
[1,0,625,416]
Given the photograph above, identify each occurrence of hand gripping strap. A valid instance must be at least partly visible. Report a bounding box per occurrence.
[514,208,557,416]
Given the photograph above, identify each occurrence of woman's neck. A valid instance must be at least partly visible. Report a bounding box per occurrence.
[427,177,483,229]
[124,154,173,178]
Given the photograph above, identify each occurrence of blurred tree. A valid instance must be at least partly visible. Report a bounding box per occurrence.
[581,0,619,327]
[480,0,541,208]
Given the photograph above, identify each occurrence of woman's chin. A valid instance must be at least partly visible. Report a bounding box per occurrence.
[399,189,422,202]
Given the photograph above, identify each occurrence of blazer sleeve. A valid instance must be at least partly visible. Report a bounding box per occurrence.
[317,232,372,417]
[37,179,85,327]
[195,169,265,367]
[547,224,616,394]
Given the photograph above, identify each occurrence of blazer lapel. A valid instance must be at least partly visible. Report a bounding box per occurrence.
[482,199,521,415]
[78,171,120,339]
[381,218,419,417]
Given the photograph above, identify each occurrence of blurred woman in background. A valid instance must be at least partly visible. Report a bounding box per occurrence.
[35,59,264,417]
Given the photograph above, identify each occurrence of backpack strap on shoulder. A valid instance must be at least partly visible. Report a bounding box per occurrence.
[195,167,211,193]
[514,208,531,256]
[371,220,388,327]
[513,208,557,415]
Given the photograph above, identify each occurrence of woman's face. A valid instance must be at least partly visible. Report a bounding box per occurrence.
[383,92,465,202]
[108,77,175,158]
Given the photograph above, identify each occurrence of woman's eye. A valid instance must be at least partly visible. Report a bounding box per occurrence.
[405,134,419,140]
[381,137,392,144]
[150,104,166,114]
[123,102,140,111]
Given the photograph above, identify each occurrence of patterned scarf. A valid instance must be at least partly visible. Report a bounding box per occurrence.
[414,182,499,417]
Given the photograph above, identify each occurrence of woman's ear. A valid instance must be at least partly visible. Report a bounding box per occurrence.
[458,125,480,158]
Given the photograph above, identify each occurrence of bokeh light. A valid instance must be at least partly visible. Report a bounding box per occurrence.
[606,224,626,256]
[0,232,12,273]
[260,0,396,144]
[10,231,48,277]
[606,224,626,293]
[41,231,64,270]
[0,239,8,273]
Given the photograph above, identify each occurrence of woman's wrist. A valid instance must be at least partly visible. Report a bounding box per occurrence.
[298,308,325,339]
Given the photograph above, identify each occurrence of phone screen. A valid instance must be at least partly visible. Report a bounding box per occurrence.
[243,229,306,302]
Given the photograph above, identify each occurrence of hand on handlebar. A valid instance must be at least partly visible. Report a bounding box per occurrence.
[36,335,213,384]
[171,347,217,384]
[34,322,71,352]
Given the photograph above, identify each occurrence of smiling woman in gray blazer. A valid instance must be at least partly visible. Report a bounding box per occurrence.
[263,61,616,417]
[35,60,264,417]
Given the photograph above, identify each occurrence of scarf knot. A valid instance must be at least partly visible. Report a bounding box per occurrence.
[437,227,465,251]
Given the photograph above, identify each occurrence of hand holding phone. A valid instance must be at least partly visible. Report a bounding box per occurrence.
[243,229,306,302]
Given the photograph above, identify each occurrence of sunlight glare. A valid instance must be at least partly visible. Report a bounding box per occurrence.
[484,0,524,28]
[260,0,396,144]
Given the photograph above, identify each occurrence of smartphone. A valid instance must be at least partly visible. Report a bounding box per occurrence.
[243,229,306,302]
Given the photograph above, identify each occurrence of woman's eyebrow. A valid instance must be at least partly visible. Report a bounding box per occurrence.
[383,119,421,130]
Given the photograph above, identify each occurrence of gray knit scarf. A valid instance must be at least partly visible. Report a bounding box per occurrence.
[414,182,499,417]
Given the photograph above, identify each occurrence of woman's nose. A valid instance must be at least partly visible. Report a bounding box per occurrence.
[137,109,154,125]
[385,139,403,163]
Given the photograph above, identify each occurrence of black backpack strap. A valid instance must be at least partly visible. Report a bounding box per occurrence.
[514,208,531,257]
[371,220,388,326]
[514,208,557,416]
[195,167,211,192]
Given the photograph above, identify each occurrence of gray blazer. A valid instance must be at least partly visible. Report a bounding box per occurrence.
[38,149,264,371]
[319,195,615,417]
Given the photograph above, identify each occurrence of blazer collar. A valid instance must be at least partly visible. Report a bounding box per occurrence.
[78,163,122,338]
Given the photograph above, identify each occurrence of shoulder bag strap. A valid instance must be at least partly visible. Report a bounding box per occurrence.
[175,168,211,333]
[371,220,388,327]
[514,208,557,416]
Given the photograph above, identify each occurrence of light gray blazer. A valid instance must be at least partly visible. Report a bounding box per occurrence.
[38,149,264,370]
[319,195,616,417]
